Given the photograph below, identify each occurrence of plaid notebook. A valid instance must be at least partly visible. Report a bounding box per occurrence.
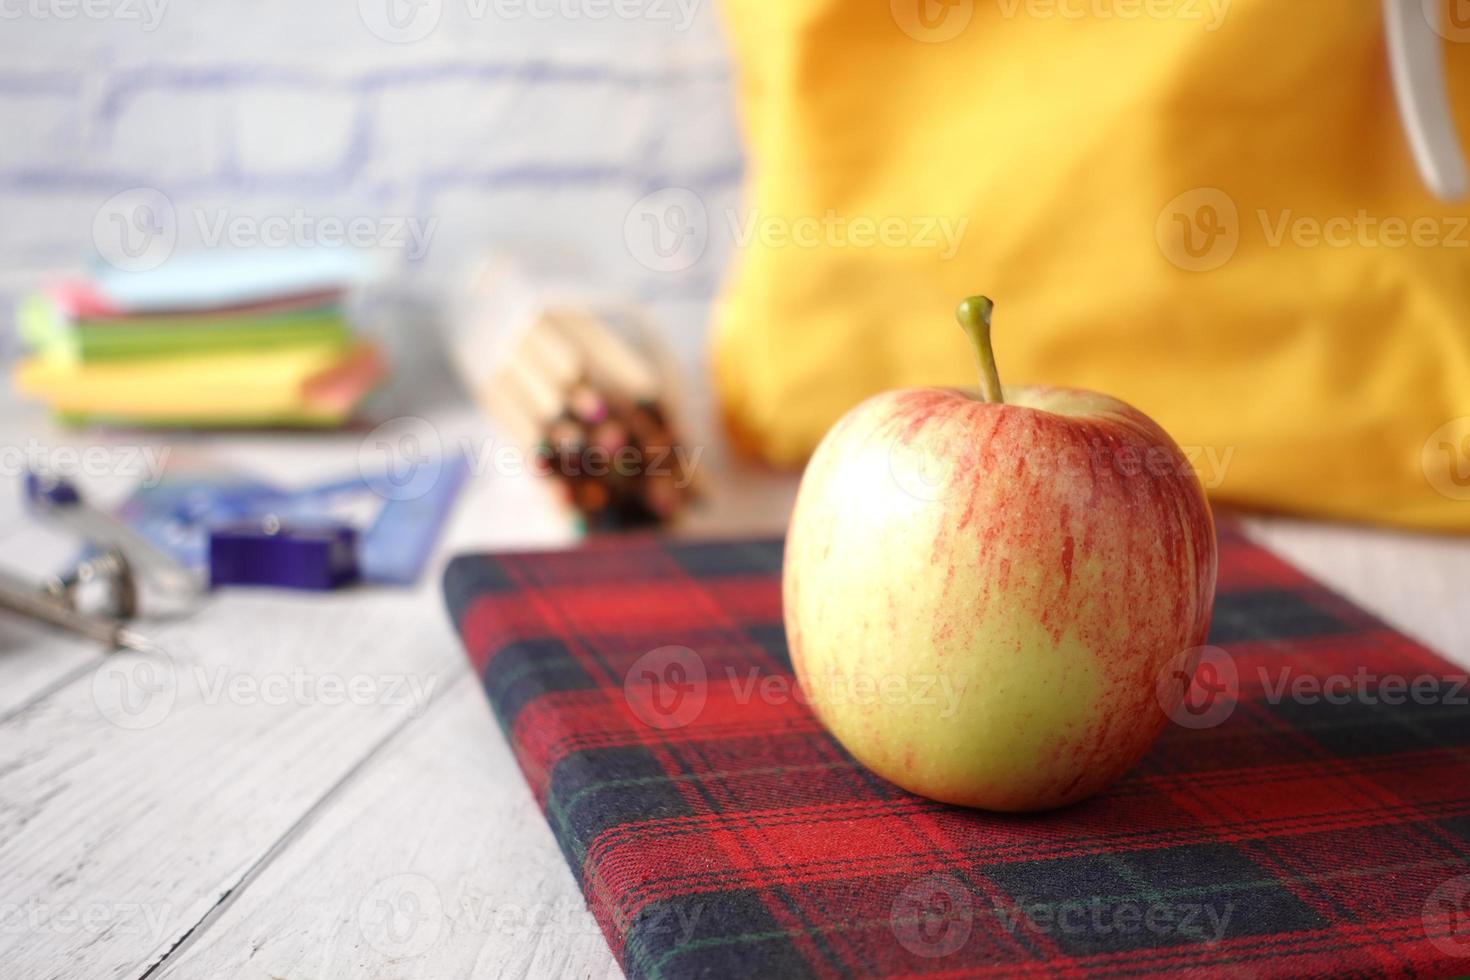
[444,524,1470,979]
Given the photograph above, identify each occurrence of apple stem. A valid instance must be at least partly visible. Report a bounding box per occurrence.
[956,295,1004,405]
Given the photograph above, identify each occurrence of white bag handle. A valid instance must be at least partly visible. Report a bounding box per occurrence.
[1384,0,1468,201]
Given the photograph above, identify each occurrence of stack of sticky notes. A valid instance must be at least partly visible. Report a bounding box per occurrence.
[14,250,386,427]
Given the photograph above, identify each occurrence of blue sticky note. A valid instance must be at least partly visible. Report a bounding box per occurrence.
[90,248,369,312]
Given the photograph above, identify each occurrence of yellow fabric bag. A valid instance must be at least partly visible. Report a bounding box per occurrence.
[712,0,1470,530]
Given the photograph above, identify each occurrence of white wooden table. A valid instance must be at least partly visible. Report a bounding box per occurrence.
[2,352,1468,980]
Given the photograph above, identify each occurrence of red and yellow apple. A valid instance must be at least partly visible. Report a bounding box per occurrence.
[783,297,1217,811]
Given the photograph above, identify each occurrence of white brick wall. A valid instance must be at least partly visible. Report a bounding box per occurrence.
[0,0,744,347]
[107,88,237,181]
[235,89,361,177]
[0,92,81,171]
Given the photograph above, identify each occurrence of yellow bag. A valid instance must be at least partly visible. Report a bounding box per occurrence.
[712,0,1470,530]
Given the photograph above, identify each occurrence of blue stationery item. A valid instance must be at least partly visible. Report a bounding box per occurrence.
[89,248,367,313]
[26,472,81,506]
[208,519,359,590]
[351,462,471,586]
[109,455,468,587]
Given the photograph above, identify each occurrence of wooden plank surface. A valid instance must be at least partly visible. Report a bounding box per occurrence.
[0,582,467,979]
[152,682,618,980]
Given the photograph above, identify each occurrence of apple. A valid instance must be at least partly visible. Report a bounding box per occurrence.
[782,296,1217,812]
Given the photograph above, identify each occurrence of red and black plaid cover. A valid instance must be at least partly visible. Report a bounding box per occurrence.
[444,525,1470,978]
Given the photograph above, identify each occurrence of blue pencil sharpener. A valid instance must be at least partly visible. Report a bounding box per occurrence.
[208,518,359,591]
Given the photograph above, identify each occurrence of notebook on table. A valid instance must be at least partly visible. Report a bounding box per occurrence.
[443,524,1470,978]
